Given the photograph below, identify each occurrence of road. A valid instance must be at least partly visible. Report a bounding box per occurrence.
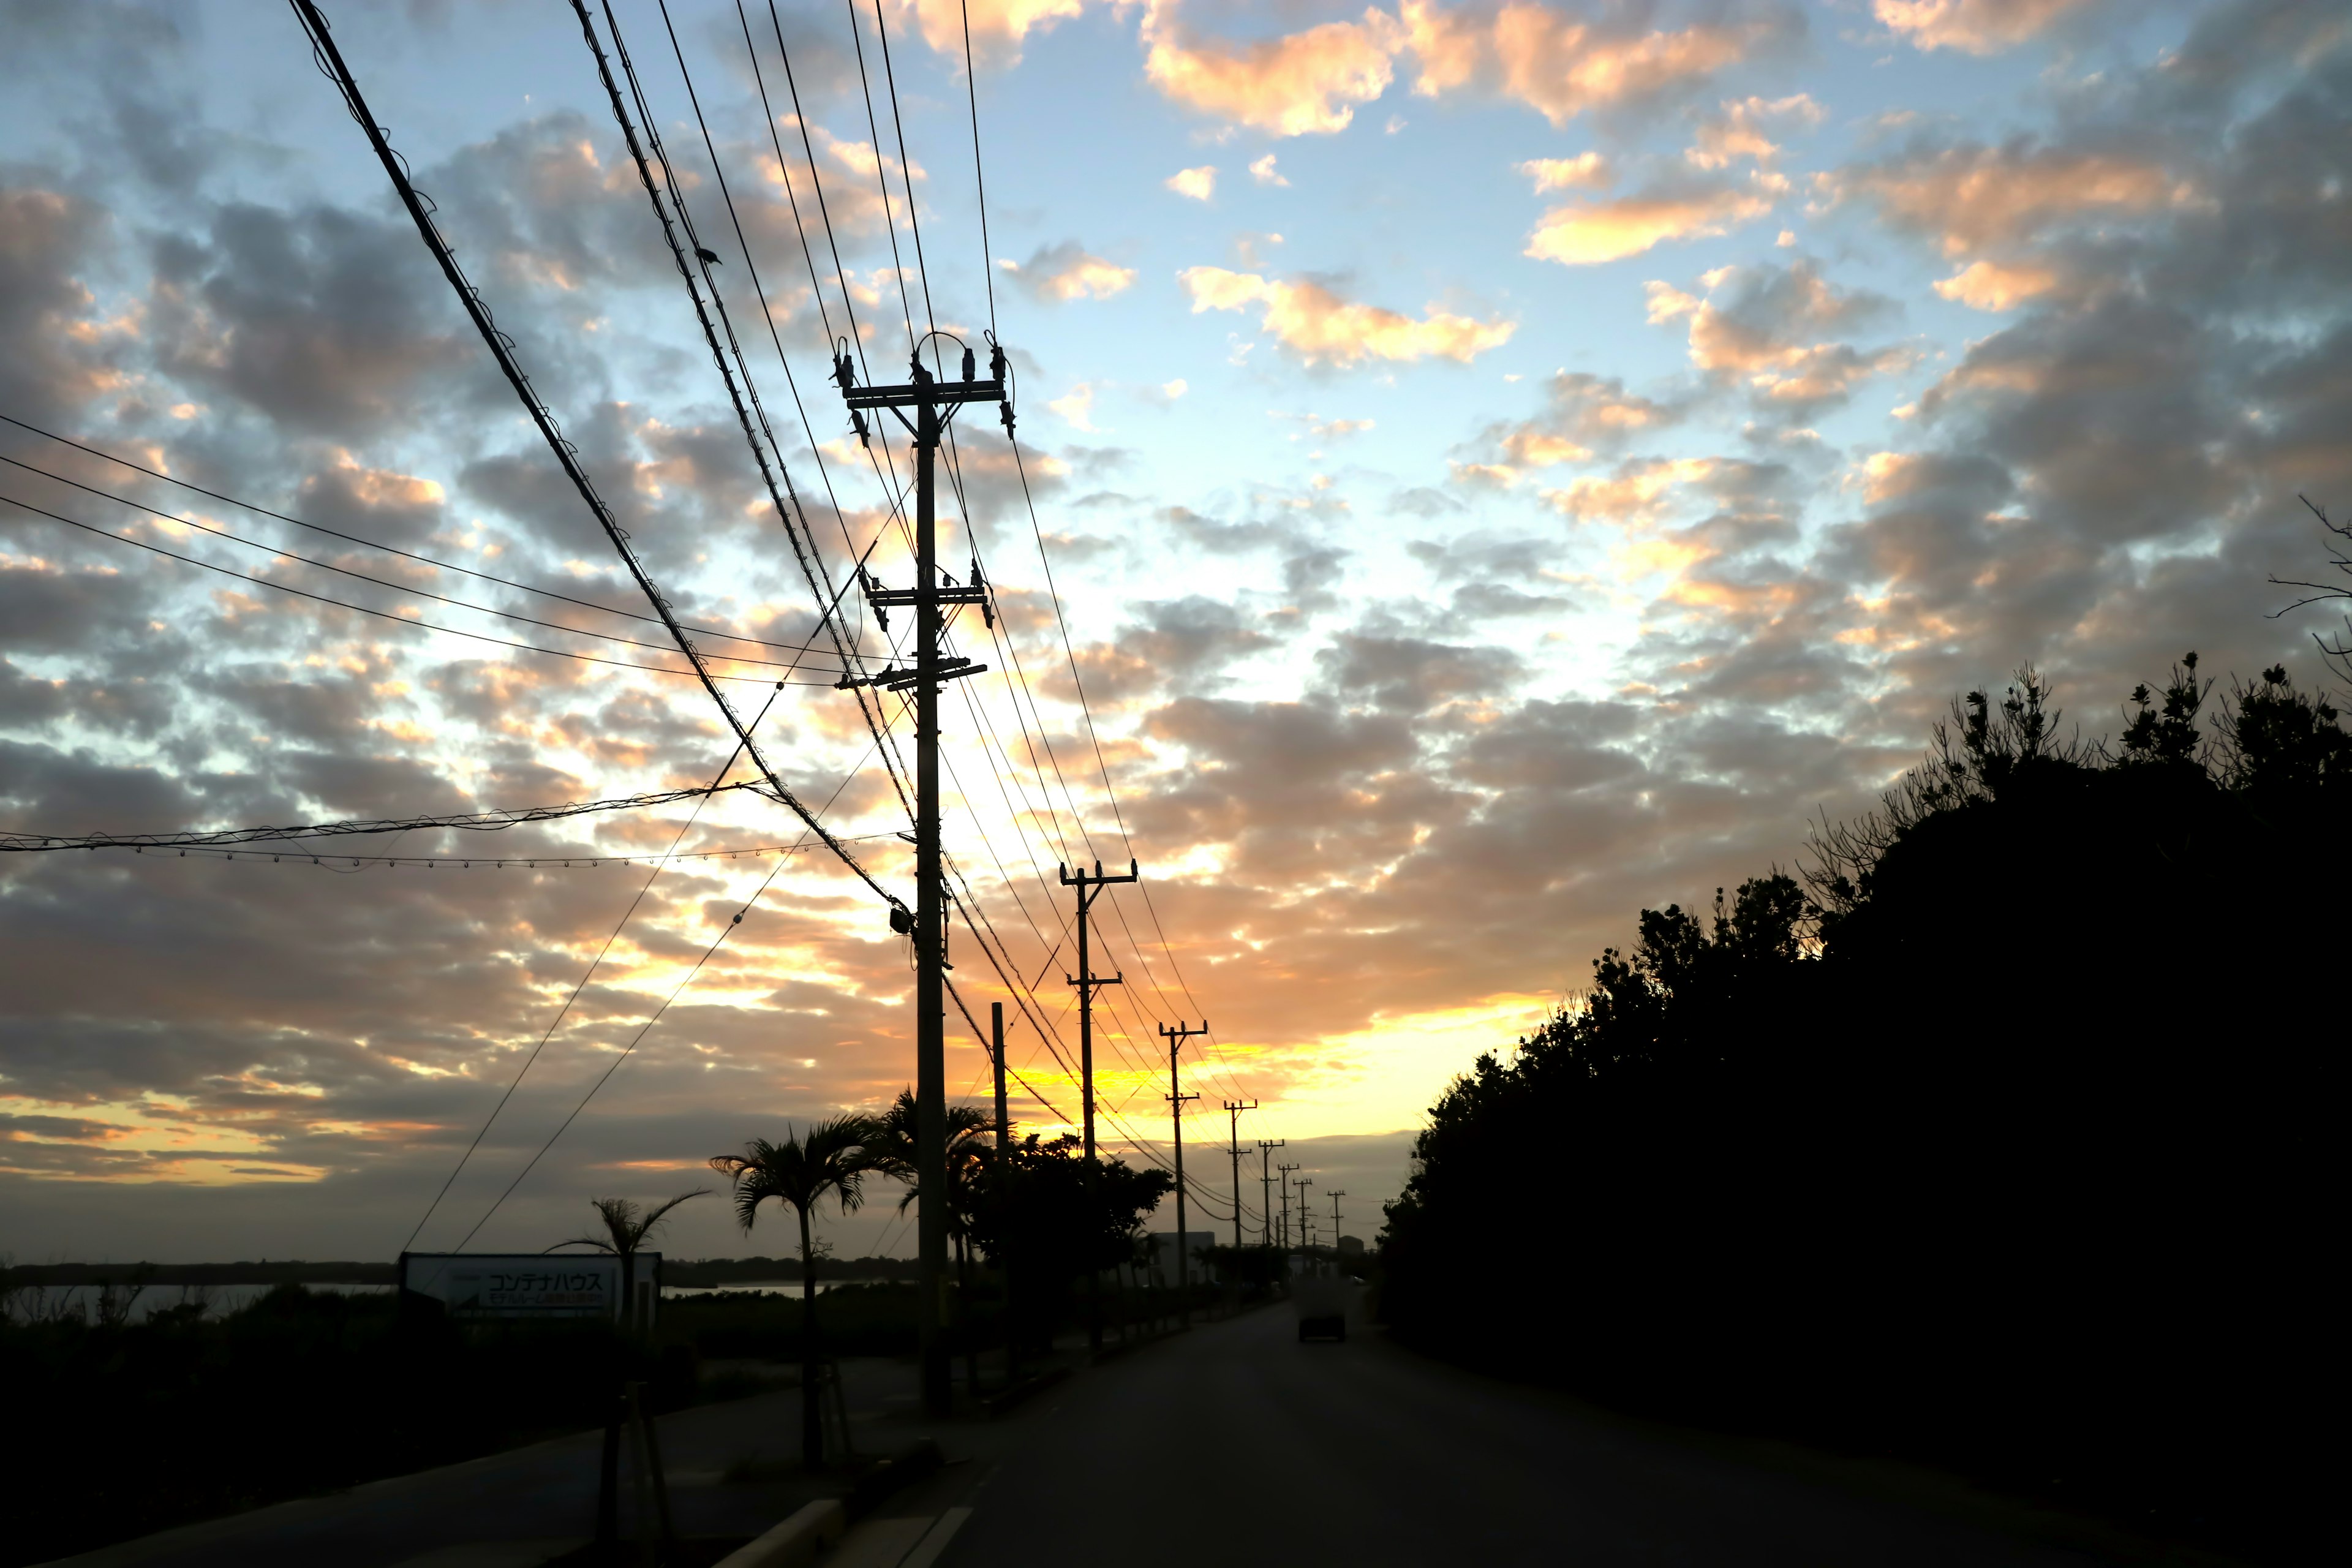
[53,1294,2113,1567]
[900,1291,2103,1568]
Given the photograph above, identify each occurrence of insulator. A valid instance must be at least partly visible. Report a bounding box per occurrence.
[961,345,977,382]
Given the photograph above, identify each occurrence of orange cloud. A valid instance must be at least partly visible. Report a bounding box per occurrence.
[1542,456,1718,524]
[1686,93,1823,170]
[1874,0,2096,55]
[997,243,1137,301]
[1404,0,1785,126]
[1647,260,1911,408]
[888,0,1095,66]
[1517,151,1610,192]
[1525,178,1778,265]
[1143,4,1404,136]
[1932,257,2058,311]
[1179,266,1515,366]
[1823,143,2194,257]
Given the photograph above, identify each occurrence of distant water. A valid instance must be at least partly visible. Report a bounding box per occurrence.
[8,1277,898,1324]
[662,1278,897,1298]
[9,1281,391,1324]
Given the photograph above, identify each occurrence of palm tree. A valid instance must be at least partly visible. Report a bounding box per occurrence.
[709,1114,883,1467]
[548,1190,707,1334]
[870,1091,997,1392]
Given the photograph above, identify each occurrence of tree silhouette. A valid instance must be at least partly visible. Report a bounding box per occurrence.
[709,1115,883,1467]
[547,1190,706,1334]
[1382,651,2343,1561]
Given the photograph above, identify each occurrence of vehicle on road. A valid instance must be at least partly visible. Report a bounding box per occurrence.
[1292,1272,1348,1341]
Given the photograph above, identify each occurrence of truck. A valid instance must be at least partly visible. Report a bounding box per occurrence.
[1291,1272,1349,1342]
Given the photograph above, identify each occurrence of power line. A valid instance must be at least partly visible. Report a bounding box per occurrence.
[58,837,881,872]
[636,0,917,823]
[443,718,885,1253]
[0,453,840,675]
[0,412,816,654]
[959,0,998,337]
[290,0,900,914]
[842,0,921,358]
[0,781,766,853]
[407,683,783,1251]
[0,491,800,687]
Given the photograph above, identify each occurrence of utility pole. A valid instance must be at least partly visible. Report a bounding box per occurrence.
[1159,1020,1205,1324]
[1328,1190,1346,1262]
[991,1000,1014,1379]
[1060,857,1137,1354]
[1223,1101,1258,1250]
[1276,1162,1300,1251]
[1294,1177,1315,1256]
[838,341,1002,1417]
[1257,1141,1284,1249]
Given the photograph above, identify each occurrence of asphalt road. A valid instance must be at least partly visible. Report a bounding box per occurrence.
[54,1295,2114,1568]
[919,1291,2101,1568]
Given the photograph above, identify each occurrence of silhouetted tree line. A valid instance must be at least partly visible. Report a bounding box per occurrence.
[1380,657,2343,1561]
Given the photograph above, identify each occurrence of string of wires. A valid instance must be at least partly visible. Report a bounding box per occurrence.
[288,0,905,916]
[43,838,886,871]
[0,489,810,687]
[0,413,829,655]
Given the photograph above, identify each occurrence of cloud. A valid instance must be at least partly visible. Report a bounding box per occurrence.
[1142,4,1404,137]
[996,240,1137,302]
[888,0,1095,67]
[1686,93,1823,170]
[1516,151,1610,192]
[1250,153,1291,187]
[0,186,116,427]
[1525,176,1780,265]
[1647,258,1910,414]
[1822,141,2196,258]
[1874,0,2100,55]
[1932,257,2059,311]
[1166,164,1217,201]
[1049,382,1098,431]
[1470,371,1683,476]
[1178,266,1515,367]
[1404,0,1802,127]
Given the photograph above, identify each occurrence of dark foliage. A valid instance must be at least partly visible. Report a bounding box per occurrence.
[965,1132,1174,1354]
[1379,657,2341,1564]
[0,1285,681,1568]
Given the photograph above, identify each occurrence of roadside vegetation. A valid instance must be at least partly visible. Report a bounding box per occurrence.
[1379,653,2343,1564]
[0,1110,1182,1564]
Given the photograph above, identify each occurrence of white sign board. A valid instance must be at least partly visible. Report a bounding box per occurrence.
[398,1252,661,1321]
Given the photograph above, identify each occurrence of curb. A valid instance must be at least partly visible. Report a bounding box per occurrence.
[709,1501,846,1568]
[843,1439,944,1518]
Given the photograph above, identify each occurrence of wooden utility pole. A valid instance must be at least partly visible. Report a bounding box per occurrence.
[1294,1176,1315,1254]
[1327,1189,1347,1261]
[1060,857,1137,1353]
[990,1000,1014,1379]
[1276,1162,1300,1250]
[1223,1101,1258,1250]
[1159,1020,1205,1324]
[1257,1140,1284,1249]
[839,342,1002,1417]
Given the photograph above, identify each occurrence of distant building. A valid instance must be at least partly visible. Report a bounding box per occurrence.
[1336,1235,1365,1257]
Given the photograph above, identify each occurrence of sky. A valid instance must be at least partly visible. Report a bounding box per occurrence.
[2,0,2346,1265]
